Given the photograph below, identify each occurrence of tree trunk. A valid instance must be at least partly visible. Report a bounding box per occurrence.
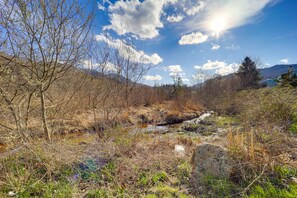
[40,84,50,141]
[0,88,27,139]
[125,79,129,107]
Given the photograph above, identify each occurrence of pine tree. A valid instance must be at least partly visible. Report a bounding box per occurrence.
[173,76,183,98]
[237,57,262,89]
[279,66,297,87]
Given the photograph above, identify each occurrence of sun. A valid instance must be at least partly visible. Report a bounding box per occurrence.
[209,16,228,37]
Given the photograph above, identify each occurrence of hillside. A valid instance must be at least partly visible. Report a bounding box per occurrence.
[260,64,297,79]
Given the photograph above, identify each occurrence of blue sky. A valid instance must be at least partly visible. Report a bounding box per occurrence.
[92,0,297,85]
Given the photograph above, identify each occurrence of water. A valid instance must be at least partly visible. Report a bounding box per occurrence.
[184,111,213,125]
[132,112,214,134]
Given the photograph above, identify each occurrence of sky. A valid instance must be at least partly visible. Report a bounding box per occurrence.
[91,0,297,85]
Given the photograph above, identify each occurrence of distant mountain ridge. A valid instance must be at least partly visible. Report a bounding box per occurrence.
[260,64,297,79]
[193,63,297,88]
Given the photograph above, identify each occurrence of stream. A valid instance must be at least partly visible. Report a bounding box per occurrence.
[132,111,214,134]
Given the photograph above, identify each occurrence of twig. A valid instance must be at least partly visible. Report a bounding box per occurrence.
[241,163,267,195]
[18,172,48,195]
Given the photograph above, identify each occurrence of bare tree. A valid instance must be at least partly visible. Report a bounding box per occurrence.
[115,43,153,107]
[1,0,94,141]
[82,41,125,124]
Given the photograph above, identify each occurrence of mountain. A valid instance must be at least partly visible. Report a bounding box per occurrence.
[260,64,297,79]
[192,64,297,88]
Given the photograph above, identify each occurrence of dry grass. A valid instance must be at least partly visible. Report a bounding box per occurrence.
[0,126,202,197]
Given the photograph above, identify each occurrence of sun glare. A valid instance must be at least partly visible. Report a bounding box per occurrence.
[209,16,228,37]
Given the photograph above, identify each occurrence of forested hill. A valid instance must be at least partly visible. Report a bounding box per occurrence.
[260,64,297,79]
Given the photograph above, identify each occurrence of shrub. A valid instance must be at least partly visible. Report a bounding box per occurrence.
[151,171,168,185]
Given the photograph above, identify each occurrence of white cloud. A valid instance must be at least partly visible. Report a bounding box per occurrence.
[104,0,167,39]
[215,63,238,75]
[279,58,289,64]
[186,0,273,35]
[192,73,212,82]
[95,34,163,65]
[184,1,205,16]
[182,78,190,82]
[211,44,220,50]
[101,0,275,41]
[167,14,184,23]
[143,74,162,81]
[194,65,202,70]
[82,60,118,73]
[164,65,184,77]
[200,60,226,70]
[195,60,239,76]
[179,32,208,45]
[166,65,183,73]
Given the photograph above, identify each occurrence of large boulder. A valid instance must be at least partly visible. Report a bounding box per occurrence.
[191,143,234,193]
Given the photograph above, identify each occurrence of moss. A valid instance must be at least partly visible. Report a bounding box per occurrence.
[150,185,178,197]
[85,186,127,198]
[26,181,74,198]
[138,172,150,187]
[217,116,238,127]
[177,161,191,185]
[4,180,75,198]
[178,194,191,198]
[151,171,168,185]
[145,194,158,198]
[247,166,297,197]
[202,175,237,198]
[85,189,109,198]
[248,183,297,198]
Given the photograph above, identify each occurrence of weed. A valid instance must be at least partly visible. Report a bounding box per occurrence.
[138,172,150,187]
[85,189,109,198]
[248,183,297,198]
[202,175,237,198]
[177,161,191,185]
[149,185,179,197]
[151,171,168,185]
[289,112,297,134]
[100,161,116,183]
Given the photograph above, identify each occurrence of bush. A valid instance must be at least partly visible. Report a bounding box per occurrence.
[221,88,297,131]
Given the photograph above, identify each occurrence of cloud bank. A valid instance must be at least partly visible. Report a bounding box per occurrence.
[95,35,163,65]
[195,60,239,76]
[279,58,289,64]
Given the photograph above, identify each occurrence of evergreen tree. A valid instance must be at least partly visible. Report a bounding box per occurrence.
[173,76,183,98]
[279,66,297,87]
[237,57,262,89]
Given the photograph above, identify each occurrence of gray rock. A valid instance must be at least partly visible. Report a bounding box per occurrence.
[196,126,208,133]
[183,124,199,132]
[165,115,184,124]
[191,143,234,193]
[198,120,214,126]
